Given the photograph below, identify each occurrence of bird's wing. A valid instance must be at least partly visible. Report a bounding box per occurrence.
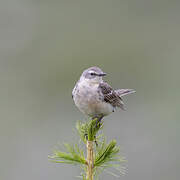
[99,82,125,110]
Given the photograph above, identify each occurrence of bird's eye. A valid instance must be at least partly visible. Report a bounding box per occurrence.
[90,72,95,75]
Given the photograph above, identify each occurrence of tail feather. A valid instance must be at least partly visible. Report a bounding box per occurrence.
[115,89,136,97]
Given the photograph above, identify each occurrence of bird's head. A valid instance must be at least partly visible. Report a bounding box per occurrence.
[80,66,107,83]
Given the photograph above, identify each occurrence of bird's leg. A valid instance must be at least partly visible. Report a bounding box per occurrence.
[92,116,98,126]
[97,115,104,124]
[93,115,104,127]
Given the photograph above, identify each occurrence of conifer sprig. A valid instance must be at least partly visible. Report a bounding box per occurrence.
[49,143,86,165]
[49,118,125,179]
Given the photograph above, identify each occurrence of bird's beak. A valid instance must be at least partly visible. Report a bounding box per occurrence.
[99,72,107,76]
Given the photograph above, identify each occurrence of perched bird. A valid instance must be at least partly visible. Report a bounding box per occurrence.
[72,67,135,122]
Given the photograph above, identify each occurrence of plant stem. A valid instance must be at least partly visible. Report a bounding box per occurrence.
[86,140,94,180]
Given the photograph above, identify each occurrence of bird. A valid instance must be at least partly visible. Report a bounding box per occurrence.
[72,66,135,122]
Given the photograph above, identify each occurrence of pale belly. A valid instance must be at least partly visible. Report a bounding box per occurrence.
[73,84,114,117]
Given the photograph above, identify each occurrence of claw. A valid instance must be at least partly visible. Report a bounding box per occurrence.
[94,115,104,128]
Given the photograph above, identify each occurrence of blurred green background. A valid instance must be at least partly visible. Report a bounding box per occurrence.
[0,0,180,180]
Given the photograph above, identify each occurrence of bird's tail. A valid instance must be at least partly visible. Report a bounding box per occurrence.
[115,89,136,97]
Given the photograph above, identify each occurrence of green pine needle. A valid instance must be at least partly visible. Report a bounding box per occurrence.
[76,118,103,142]
[93,139,126,178]
[49,143,86,165]
[49,119,126,179]
[95,140,120,166]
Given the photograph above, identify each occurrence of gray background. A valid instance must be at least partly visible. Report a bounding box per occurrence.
[0,0,180,180]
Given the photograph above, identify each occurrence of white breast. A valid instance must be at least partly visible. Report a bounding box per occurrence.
[73,80,113,117]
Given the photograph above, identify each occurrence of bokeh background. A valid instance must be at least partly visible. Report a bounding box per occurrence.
[1,0,180,180]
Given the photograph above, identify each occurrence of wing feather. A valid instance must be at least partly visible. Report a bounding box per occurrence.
[99,82,125,110]
[115,89,135,97]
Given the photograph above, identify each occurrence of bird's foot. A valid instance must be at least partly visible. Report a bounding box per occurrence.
[92,115,104,128]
